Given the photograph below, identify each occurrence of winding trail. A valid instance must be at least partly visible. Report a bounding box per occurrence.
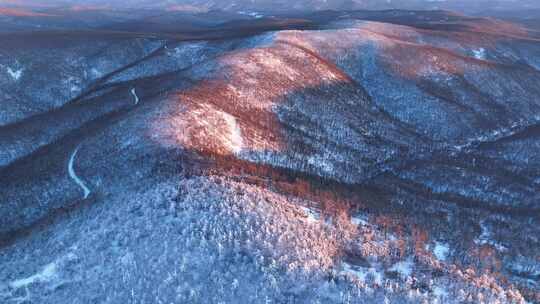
[130,88,139,105]
[68,145,91,199]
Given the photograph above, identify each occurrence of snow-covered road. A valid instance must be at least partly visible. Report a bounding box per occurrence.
[68,145,91,199]
[130,88,139,105]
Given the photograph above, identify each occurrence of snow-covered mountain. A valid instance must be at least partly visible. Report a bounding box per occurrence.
[1,5,539,304]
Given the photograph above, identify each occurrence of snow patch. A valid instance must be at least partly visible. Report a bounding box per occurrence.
[222,112,244,154]
[474,220,507,252]
[238,11,264,19]
[473,48,486,60]
[301,207,320,223]
[6,67,23,80]
[389,258,413,278]
[65,76,80,93]
[433,242,449,261]
[90,68,102,78]
[433,285,449,299]
[9,262,57,289]
[351,214,369,226]
[341,262,383,285]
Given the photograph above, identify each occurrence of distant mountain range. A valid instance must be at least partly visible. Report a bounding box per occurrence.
[2,0,540,13]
